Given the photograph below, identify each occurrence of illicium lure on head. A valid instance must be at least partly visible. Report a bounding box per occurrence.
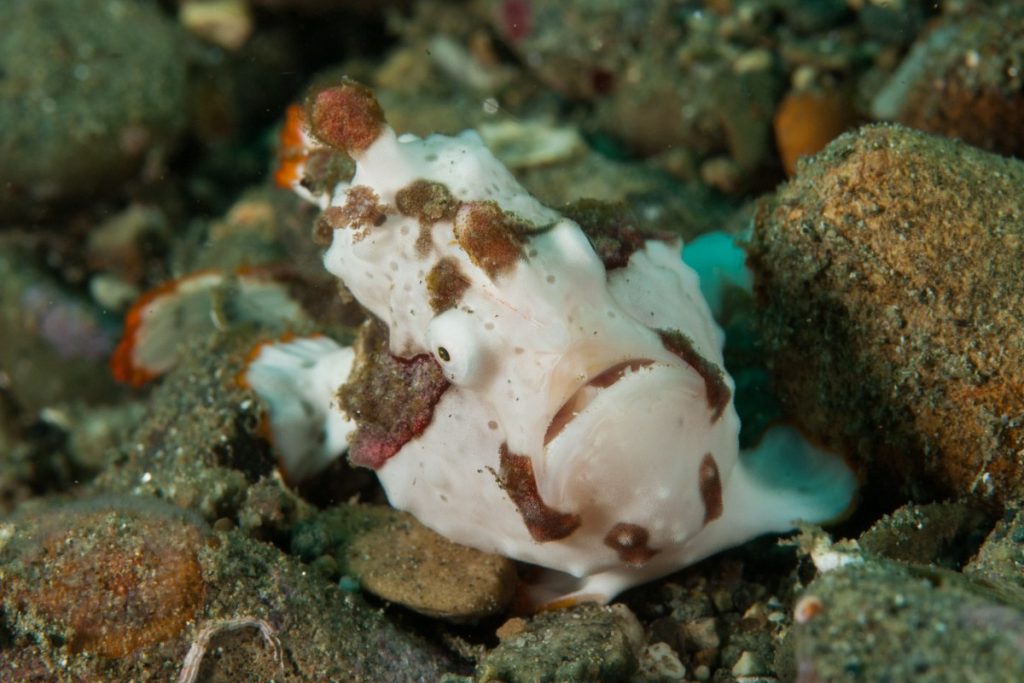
[242,79,854,605]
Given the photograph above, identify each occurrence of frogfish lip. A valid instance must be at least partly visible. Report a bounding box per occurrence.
[543,359,655,447]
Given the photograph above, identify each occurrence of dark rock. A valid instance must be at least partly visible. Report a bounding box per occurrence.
[0,0,186,218]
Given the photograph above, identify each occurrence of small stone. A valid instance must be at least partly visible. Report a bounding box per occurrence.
[711,589,734,613]
[310,553,338,578]
[495,617,528,642]
[89,274,140,313]
[680,617,721,651]
[732,650,769,677]
[793,595,825,625]
[345,508,516,620]
[179,0,254,51]
[741,602,769,628]
[639,641,687,681]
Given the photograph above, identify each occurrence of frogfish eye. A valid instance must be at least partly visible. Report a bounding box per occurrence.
[427,309,487,386]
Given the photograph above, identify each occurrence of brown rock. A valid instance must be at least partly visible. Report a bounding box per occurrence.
[750,124,1024,507]
[345,508,517,620]
[0,500,207,657]
[872,6,1024,158]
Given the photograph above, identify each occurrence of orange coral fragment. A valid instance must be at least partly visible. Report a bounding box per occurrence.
[274,103,309,189]
[774,89,855,176]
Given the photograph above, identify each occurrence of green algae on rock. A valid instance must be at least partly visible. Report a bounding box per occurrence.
[751,124,1024,507]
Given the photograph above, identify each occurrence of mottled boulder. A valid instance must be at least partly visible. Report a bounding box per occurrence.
[751,124,1024,507]
[790,558,1024,682]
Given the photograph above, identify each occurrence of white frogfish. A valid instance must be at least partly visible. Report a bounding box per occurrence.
[246,80,856,603]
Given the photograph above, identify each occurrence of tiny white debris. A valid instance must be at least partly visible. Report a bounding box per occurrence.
[810,536,864,573]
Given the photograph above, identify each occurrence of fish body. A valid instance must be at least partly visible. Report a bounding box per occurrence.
[247,81,856,602]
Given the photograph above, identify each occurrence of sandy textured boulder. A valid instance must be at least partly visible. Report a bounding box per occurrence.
[751,124,1024,507]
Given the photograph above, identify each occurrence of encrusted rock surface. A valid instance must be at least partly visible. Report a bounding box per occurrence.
[476,603,643,683]
[751,124,1024,506]
[790,557,1024,683]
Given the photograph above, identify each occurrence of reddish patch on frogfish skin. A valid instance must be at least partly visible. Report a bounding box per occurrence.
[332,185,389,241]
[274,103,308,189]
[396,179,459,225]
[339,319,450,470]
[699,453,723,525]
[345,352,449,469]
[657,329,731,422]
[498,444,581,542]
[426,257,471,314]
[396,179,461,257]
[604,522,658,565]
[308,79,386,155]
[454,201,528,278]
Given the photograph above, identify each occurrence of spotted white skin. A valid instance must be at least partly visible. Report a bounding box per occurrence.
[257,106,856,603]
[245,336,355,482]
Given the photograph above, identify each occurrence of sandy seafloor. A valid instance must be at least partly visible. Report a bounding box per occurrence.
[1,1,1024,681]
